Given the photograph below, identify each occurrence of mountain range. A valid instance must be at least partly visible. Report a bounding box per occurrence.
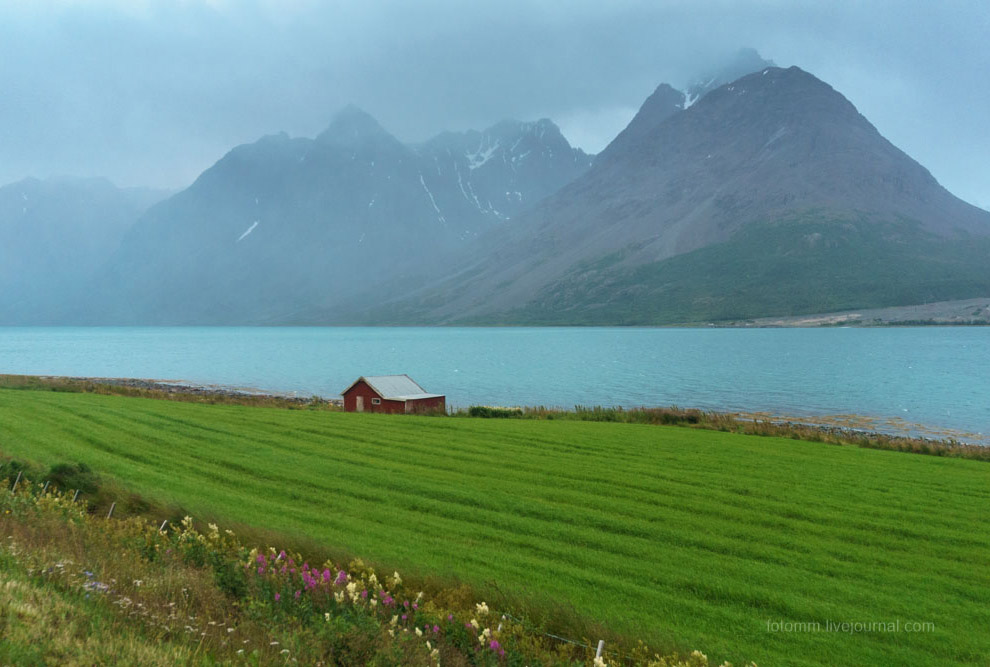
[3,50,988,326]
[75,109,590,324]
[366,64,990,325]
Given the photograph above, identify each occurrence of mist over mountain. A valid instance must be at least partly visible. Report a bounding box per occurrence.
[683,47,775,107]
[344,66,990,325]
[4,50,987,327]
[0,177,166,324]
[76,110,590,324]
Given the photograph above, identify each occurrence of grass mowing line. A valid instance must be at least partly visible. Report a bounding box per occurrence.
[38,402,848,548]
[37,392,989,541]
[9,396,990,568]
[2,388,990,666]
[31,400,990,560]
[9,396,990,584]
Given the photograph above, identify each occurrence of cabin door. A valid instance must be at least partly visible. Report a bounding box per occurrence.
[356,396,364,412]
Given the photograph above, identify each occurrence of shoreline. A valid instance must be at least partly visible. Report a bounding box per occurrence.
[5,373,985,449]
[2,374,341,408]
[41,375,343,407]
[730,410,986,446]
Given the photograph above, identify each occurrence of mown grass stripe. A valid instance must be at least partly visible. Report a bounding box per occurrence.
[1,389,988,666]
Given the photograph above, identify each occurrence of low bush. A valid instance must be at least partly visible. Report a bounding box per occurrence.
[467,405,525,418]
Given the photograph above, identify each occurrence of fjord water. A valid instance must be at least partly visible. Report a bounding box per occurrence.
[0,326,986,443]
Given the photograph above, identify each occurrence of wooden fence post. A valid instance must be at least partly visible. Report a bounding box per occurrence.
[106,502,116,519]
[42,481,49,494]
[596,639,605,659]
[72,489,81,503]
[11,471,22,492]
[159,519,168,532]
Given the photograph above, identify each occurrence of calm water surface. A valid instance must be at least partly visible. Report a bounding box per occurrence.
[0,327,986,443]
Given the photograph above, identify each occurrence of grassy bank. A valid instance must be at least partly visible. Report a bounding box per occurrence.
[5,373,986,460]
[454,404,990,461]
[1,387,989,665]
[3,480,716,665]
[0,374,338,410]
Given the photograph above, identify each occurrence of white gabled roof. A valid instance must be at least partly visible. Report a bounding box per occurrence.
[342,375,443,400]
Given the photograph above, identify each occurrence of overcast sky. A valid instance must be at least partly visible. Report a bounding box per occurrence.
[1,0,987,209]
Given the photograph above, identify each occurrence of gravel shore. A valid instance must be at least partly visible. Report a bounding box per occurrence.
[40,375,343,407]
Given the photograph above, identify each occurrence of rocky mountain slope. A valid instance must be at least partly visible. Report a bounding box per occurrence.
[349,66,990,325]
[81,108,590,324]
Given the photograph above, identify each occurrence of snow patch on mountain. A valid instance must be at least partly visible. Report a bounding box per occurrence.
[419,174,446,224]
[467,139,500,170]
[236,221,259,242]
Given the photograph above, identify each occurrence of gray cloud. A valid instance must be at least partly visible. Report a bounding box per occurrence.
[1,0,987,209]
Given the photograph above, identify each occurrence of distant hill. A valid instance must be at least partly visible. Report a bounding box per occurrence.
[80,108,590,324]
[0,177,166,324]
[354,66,990,325]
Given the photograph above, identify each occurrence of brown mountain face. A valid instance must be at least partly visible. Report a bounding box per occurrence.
[369,66,990,324]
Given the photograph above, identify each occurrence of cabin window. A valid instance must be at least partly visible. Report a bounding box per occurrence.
[371,398,381,405]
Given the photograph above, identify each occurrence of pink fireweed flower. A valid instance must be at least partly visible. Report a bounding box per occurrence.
[256,554,266,564]
[295,590,301,599]
[489,640,500,652]
[404,600,410,608]
[257,566,264,575]
[448,614,453,622]
[323,569,332,583]
[334,571,348,586]
[433,625,439,633]
[401,614,407,621]
[361,590,368,599]
[274,593,280,602]
[277,550,286,560]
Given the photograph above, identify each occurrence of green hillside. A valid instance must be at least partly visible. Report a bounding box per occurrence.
[489,214,990,325]
[1,388,988,665]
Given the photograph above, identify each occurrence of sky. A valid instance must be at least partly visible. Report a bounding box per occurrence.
[1,0,987,210]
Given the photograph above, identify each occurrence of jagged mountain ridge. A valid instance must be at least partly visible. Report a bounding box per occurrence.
[417,118,591,229]
[345,66,990,325]
[81,109,591,324]
[599,50,775,164]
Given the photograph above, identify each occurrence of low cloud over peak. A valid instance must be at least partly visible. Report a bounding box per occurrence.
[0,1,986,208]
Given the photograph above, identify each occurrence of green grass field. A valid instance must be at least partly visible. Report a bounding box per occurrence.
[1,387,988,666]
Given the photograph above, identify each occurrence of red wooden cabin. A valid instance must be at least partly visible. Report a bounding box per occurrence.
[341,375,445,414]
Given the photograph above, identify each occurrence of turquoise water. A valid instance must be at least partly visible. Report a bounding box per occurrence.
[0,327,986,443]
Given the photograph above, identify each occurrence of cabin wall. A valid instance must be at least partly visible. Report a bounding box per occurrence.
[343,381,383,412]
[381,399,407,414]
[343,381,445,415]
[405,396,446,413]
